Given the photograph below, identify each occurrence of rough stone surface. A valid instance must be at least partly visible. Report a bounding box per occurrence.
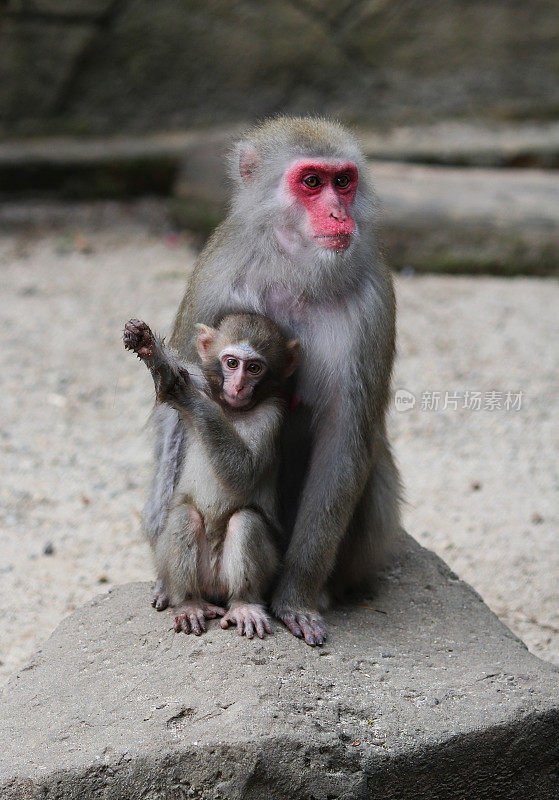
[0,133,190,199]
[0,19,96,124]
[7,0,114,16]
[0,129,235,200]
[371,161,559,274]
[1,535,557,799]
[1,1,559,135]
[0,131,198,165]
[361,121,559,169]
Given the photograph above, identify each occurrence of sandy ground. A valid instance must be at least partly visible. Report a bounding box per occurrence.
[0,200,557,685]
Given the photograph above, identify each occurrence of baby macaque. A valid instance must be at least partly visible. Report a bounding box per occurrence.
[123,314,299,639]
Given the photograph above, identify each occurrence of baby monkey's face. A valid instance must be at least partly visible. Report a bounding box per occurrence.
[218,344,268,409]
[196,314,300,413]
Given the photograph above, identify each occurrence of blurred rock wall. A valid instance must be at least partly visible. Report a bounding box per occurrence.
[1,0,558,136]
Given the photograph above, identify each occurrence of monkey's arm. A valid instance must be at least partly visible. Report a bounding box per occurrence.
[180,391,281,496]
[124,318,204,399]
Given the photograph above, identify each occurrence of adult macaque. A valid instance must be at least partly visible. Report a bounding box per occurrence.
[144,117,401,646]
[124,314,299,638]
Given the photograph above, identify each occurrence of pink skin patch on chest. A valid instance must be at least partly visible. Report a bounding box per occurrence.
[284,160,358,250]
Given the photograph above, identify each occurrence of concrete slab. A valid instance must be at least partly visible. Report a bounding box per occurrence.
[371,160,559,274]
[1,534,557,799]
[360,121,559,169]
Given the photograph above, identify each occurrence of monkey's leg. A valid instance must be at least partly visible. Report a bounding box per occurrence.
[155,504,225,635]
[330,438,402,598]
[218,510,278,640]
[272,403,376,646]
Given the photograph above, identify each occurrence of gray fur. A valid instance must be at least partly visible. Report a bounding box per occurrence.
[146,116,402,644]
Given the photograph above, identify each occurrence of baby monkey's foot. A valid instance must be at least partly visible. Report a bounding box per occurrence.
[173,600,225,635]
[123,319,155,361]
[220,602,272,639]
[151,579,170,611]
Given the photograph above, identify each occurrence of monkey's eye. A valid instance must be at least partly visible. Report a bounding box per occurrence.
[247,362,262,375]
[226,357,239,369]
[335,174,350,188]
[303,175,321,189]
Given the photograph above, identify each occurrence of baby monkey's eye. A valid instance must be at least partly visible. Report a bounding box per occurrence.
[226,357,239,369]
[247,362,262,375]
[335,174,350,188]
[303,175,321,189]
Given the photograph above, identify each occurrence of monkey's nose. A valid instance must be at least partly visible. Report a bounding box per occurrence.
[330,206,347,221]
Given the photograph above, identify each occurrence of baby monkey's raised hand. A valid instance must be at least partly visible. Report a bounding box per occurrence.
[123,318,190,406]
[123,318,156,359]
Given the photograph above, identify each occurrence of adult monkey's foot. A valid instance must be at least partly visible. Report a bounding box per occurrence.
[275,606,327,646]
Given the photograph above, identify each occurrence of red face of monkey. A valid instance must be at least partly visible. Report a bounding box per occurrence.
[284,160,358,252]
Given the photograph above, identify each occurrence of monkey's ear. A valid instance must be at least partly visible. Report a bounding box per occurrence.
[195,323,217,363]
[238,144,259,183]
[284,340,300,378]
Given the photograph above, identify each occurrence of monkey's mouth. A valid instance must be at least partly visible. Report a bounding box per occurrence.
[315,233,351,251]
[222,392,253,410]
